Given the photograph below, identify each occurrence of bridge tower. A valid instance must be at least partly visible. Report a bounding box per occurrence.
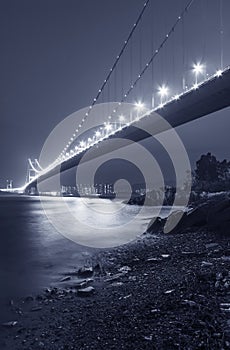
[6,179,13,189]
[25,159,37,184]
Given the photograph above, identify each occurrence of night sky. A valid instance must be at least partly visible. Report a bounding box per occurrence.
[0,0,230,187]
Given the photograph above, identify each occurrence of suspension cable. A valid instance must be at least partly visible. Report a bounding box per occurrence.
[58,0,150,159]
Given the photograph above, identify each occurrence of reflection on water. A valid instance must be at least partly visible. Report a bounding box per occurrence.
[39,196,172,248]
[0,194,174,321]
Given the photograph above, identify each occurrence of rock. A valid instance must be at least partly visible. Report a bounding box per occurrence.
[144,335,153,341]
[104,273,124,282]
[75,279,88,288]
[25,296,34,302]
[118,266,131,273]
[163,210,185,233]
[182,300,197,307]
[185,206,207,227]
[77,266,93,277]
[164,289,175,294]
[151,309,160,313]
[77,286,95,297]
[207,199,230,231]
[1,321,18,327]
[123,294,132,299]
[146,257,162,262]
[205,243,220,249]
[31,306,42,312]
[181,251,196,256]
[220,303,230,308]
[163,206,207,234]
[201,261,213,267]
[110,282,123,287]
[60,276,71,282]
[146,216,165,234]
[221,256,230,261]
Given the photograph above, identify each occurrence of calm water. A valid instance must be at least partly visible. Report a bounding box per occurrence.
[0,194,172,321]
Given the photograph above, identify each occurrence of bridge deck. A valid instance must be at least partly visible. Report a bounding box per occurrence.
[26,67,230,190]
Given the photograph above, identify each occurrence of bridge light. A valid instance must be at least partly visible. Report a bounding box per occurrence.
[193,63,204,84]
[135,101,145,110]
[119,115,125,127]
[174,94,180,100]
[215,69,222,77]
[80,141,85,148]
[105,123,112,132]
[192,83,199,90]
[95,130,101,138]
[158,85,169,104]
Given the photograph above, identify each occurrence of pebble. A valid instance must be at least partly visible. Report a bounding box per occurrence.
[77,286,95,297]
[78,266,93,277]
[31,307,42,312]
[1,321,18,327]
[164,289,175,294]
[60,276,71,282]
[205,243,220,249]
[118,266,131,273]
[201,261,213,267]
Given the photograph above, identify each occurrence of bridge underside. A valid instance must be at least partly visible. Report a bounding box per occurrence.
[26,67,230,191]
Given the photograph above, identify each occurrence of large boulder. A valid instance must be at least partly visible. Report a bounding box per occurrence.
[207,199,230,232]
[163,210,186,234]
[163,206,207,234]
[147,195,230,235]
[146,216,166,234]
[185,206,208,227]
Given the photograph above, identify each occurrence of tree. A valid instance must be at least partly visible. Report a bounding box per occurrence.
[195,153,219,182]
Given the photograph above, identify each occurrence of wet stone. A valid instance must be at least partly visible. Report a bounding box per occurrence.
[77,286,95,297]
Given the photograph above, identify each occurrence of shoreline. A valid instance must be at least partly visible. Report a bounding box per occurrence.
[0,228,230,350]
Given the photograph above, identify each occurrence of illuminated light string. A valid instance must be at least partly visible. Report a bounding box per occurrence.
[56,0,151,161]
[52,0,227,166]
[55,0,196,164]
[38,64,228,172]
[101,0,195,128]
[53,63,226,165]
[155,65,227,110]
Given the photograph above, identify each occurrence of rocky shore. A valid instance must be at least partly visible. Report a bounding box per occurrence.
[0,195,230,349]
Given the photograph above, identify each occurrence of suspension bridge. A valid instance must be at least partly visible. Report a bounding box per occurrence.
[3,0,230,194]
